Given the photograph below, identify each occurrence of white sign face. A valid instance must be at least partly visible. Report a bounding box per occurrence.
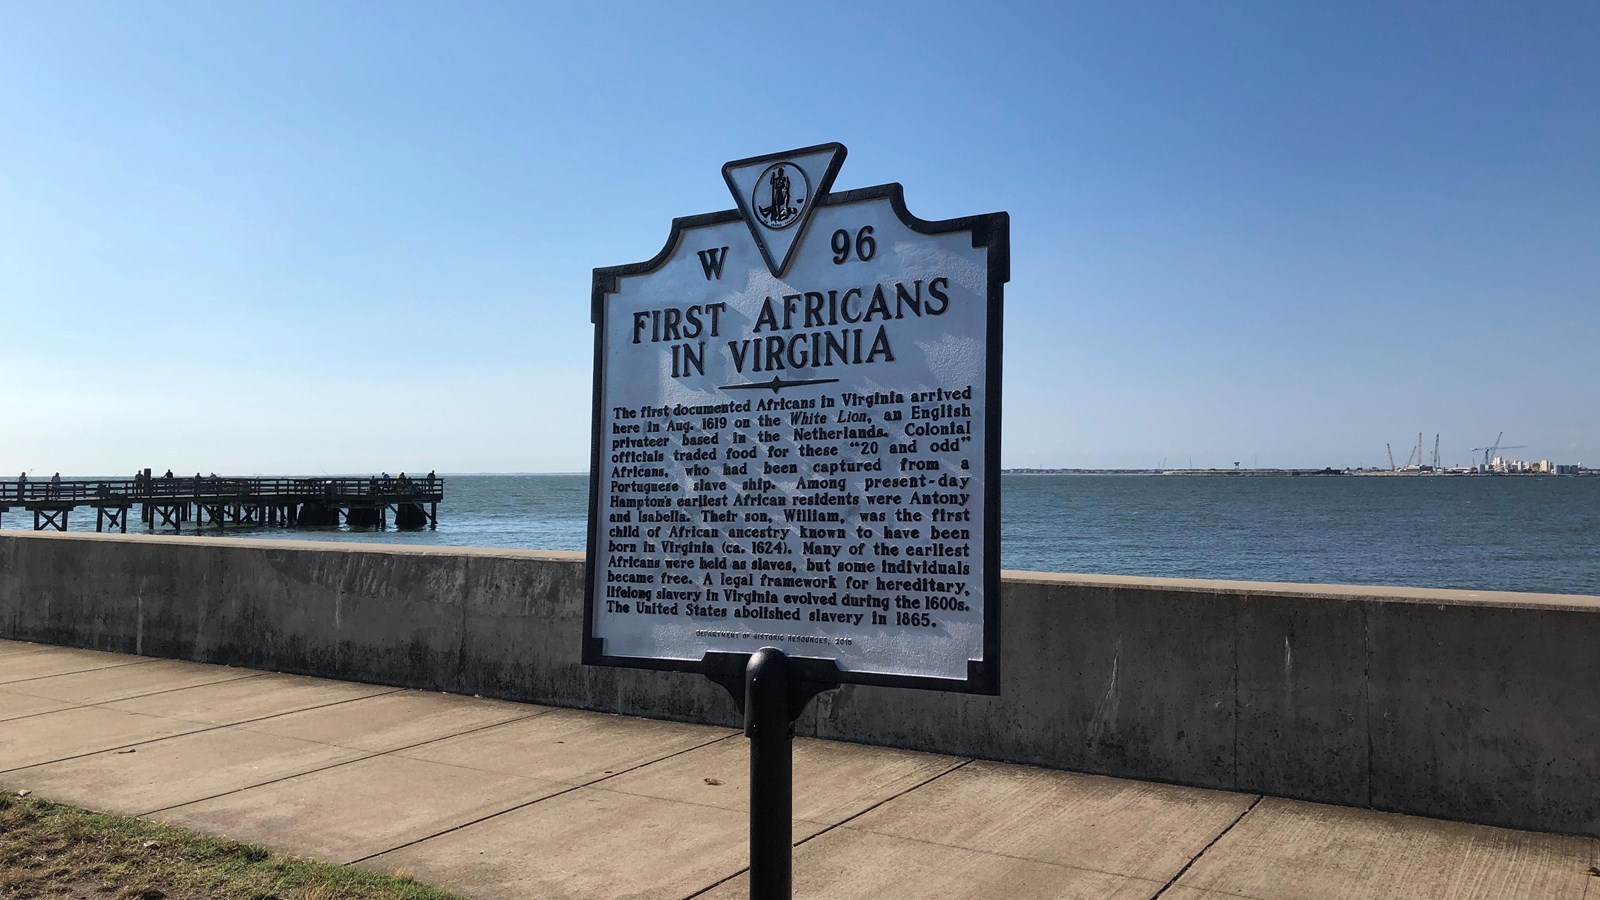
[586,144,1007,691]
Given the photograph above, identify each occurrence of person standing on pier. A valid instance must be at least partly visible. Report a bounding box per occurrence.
[17,472,27,500]
[49,472,61,499]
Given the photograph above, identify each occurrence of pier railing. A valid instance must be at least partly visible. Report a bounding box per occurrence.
[2,475,445,532]
[0,476,445,506]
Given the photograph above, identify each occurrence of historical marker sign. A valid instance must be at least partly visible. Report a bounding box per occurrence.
[586,143,1008,692]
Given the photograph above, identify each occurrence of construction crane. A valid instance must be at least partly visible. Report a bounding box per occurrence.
[1391,433,1425,470]
[1469,432,1528,470]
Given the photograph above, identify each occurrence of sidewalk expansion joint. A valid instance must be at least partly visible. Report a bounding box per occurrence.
[0,658,159,687]
[0,672,271,726]
[755,799,1165,895]
[344,729,742,867]
[0,646,61,659]
[796,756,973,848]
[679,755,978,900]
[1149,793,1263,899]
[114,685,411,734]
[5,669,272,717]
[227,703,559,756]
[0,686,408,776]
[138,705,559,817]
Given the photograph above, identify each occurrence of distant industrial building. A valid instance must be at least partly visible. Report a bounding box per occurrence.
[1480,456,1580,475]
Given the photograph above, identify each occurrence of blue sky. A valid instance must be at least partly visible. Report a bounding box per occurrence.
[2,1,1595,474]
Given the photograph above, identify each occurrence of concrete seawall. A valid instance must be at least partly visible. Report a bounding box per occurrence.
[2,531,1596,836]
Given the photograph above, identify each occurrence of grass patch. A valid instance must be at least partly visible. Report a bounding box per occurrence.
[0,792,465,900]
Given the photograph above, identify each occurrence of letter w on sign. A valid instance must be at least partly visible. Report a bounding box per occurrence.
[697,246,728,280]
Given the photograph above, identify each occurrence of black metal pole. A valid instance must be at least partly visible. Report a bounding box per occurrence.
[745,647,792,900]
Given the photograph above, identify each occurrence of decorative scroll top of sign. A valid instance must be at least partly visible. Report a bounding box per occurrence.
[722,143,847,278]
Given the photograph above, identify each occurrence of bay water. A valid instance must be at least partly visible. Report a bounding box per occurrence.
[7,473,1596,595]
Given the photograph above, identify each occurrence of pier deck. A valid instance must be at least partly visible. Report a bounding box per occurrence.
[0,475,444,532]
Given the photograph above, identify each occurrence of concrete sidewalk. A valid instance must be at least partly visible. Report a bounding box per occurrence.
[0,639,1593,899]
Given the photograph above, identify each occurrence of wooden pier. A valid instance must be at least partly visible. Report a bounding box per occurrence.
[0,474,444,533]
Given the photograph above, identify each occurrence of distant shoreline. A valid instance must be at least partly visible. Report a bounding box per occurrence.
[1002,468,1597,477]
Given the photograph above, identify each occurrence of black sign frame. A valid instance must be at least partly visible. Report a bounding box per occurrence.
[584,176,1008,695]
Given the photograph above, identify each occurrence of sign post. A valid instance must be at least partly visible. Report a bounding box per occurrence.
[587,144,1008,896]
